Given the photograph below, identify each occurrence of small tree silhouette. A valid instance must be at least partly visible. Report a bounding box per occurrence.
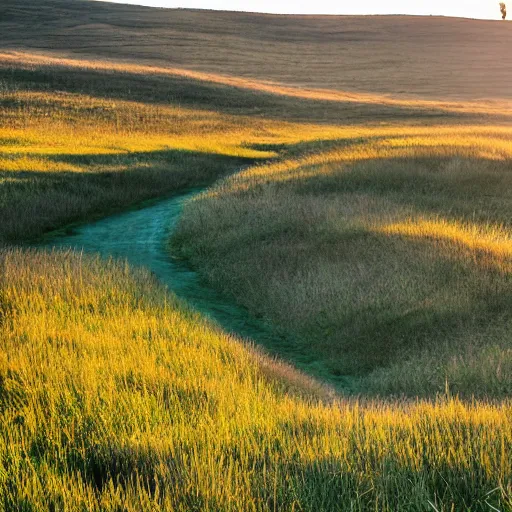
[500,2,507,19]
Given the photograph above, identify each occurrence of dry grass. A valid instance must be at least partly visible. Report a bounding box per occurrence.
[2,51,511,118]
[3,0,512,101]
[0,53,361,243]
[3,49,496,244]
[175,129,512,396]
[1,249,511,510]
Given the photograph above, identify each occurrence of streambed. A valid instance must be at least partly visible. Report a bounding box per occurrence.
[39,189,281,349]
[40,188,352,391]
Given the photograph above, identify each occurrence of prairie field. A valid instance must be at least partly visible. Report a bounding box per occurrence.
[174,126,512,396]
[1,248,512,510]
[1,0,512,510]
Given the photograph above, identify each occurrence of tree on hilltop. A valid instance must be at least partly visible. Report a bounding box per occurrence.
[500,2,507,19]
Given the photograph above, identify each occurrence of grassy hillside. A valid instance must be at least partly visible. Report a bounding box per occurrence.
[2,249,511,510]
[3,0,512,101]
[0,51,363,243]
[174,126,512,396]
[3,47,502,244]
[1,0,512,509]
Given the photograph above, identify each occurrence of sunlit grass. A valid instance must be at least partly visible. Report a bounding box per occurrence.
[1,84,355,242]
[2,76,429,243]
[378,219,512,268]
[4,51,512,117]
[210,126,512,194]
[176,128,512,396]
[1,249,511,510]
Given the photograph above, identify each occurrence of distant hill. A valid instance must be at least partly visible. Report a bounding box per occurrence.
[2,0,512,101]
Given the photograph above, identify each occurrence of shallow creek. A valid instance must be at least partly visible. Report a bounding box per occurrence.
[40,188,351,391]
[40,190,281,348]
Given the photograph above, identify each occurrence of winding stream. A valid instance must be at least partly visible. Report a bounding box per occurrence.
[39,189,282,350]
[39,188,352,391]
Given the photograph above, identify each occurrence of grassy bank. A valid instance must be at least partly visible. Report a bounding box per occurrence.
[0,54,265,243]
[2,51,444,244]
[174,127,512,397]
[1,249,511,511]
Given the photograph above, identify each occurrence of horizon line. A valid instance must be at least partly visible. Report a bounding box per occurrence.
[91,0,506,21]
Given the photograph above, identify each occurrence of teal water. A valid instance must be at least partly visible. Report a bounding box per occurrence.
[39,191,285,349]
[39,189,352,391]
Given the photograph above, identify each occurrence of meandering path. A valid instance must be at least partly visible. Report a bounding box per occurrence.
[40,188,354,392]
[40,189,279,345]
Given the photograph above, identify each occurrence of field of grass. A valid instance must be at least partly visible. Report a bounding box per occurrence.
[2,0,512,509]
[4,48,498,245]
[174,126,512,397]
[2,49,445,244]
[2,249,512,511]
[4,0,512,101]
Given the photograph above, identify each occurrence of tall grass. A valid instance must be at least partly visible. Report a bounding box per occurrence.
[1,249,511,511]
[1,52,429,243]
[174,131,512,396]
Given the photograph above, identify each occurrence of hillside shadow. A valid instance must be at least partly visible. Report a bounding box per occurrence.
[0,148,253,243]
[285,153,512,226]
[327,265,511,375]
[0,63,486,125]
[261,227,512,380]
[202,152,512,381]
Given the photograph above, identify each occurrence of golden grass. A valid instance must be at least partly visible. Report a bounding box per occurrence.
[3,51,512,117]
[0,59,363,242]
[175,130,512,396]
[8,50,503,243]
[378,219,512,269]
[1,249,511,510]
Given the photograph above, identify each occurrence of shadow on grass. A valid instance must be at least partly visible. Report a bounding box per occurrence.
[187,153,512,383]
[274,153,512,226]
[23,416,508,511]
[0,64,480,125]
[0,148,254,243]
[282,230,512,377]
